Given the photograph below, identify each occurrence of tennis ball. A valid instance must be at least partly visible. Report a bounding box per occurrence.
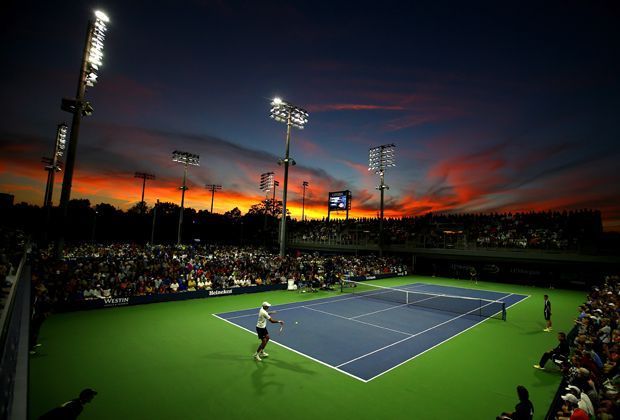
[295,321,299,325]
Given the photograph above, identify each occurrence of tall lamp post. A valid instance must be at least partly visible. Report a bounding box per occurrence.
[134,172,156,205]
[269,97,309,257]
[260,172,274,231]
[301,181,309,221]
[368,143,396,254]
[205,184,222,213]
[57,10,110,255]
[172,150,200,245]
[42,123,68,207]
[272,180,279,216]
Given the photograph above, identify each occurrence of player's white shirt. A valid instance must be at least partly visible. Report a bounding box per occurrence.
[257,307,270,328]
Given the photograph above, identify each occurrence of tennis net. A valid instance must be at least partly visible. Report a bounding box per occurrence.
[340,280,506,320]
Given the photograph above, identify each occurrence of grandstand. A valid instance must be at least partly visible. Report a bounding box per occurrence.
[1,212,619,419]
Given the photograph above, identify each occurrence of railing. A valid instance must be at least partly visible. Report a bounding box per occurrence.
[288,233,581,253]
[0,247,30,420]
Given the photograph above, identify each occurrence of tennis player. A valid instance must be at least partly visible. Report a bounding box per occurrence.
[254,301,284,361]
[543,295,552,332]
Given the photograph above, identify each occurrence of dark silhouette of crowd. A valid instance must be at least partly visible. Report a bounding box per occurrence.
[0,227,26,311]
[31,243,407,309]
[288,210,602,251]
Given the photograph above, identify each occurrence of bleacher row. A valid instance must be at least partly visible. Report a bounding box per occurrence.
[289,210,602,250]
[32,243,407,309]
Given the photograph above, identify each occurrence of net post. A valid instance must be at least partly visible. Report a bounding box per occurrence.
[502,303,506,321]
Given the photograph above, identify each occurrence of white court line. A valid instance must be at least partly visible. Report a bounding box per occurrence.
[302,306,412,336]
[336,293,515,368]
[412,281,532,299]
[350,294,443,320]
[211,313,369,383]
[222,288,410,320]
[367,292,530,381]
[215,288,529,382]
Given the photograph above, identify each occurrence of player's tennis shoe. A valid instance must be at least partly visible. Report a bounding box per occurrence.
[259,352,269,357]
[253,353,262,361]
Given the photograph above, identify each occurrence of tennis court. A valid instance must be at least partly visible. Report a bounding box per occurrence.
[215,282,528,381]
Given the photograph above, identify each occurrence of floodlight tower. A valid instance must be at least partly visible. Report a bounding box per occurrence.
[205,184,222,213]
[259,171,274,230]
[57,10,110,255]
[369,143,396,253]
[301,181,309,221]
[172,150,200,244]
[259,172,275,197]
[43,123,68,207]
[134,172,156,204]
[269,97,309,256]
[272,180,279,216]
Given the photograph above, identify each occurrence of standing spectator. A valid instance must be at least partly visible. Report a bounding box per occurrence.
[543,294,553,332]
[534,332,569,370]
[497,385,534,420]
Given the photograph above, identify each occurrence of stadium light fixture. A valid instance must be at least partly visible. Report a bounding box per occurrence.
[42,123,68,208]
[134,172,156,206]
[172,150,200,244]
[302,181,309,222]
[269,97,309,256]
[205,184,222,214]
[368,143,396,253]
[56,10,110,256]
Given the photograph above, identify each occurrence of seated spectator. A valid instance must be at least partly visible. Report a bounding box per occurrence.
[533,332,569,370]
[39,388,98,420]
[556,393,589,420]
[187,277,196,291]
[497,385,533,420]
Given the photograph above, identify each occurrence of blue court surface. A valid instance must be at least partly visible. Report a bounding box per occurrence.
[214,283,528,382]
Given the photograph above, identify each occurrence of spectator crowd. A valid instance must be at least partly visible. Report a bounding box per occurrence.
[31,243,407,310]
[548,275,620,419]
[289,210,602,251]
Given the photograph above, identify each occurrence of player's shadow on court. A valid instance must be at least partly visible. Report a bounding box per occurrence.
[203,349,317,377]
[251,362,284,395]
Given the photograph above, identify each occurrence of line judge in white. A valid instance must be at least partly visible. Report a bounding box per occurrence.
[254,301,284,361]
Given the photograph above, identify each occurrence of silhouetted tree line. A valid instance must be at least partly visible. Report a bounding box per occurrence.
[0,199,289,246]
[0,200,617,252]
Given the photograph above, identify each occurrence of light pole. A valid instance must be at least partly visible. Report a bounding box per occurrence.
[301,181,309,221]
[260,172,274,232]
[43,123,68,207]
[205,184,222,213]
[57,10,110,255]
[369,143,396,254]
[172,150,200,245]
[134,172,156,205]
[151,199,159,244]
[269,97,309,257]
[272,180,279,216]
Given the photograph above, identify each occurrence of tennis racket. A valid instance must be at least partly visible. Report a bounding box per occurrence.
[279,323,284,334]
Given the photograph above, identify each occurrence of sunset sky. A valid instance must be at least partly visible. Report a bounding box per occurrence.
[1,1,619,230]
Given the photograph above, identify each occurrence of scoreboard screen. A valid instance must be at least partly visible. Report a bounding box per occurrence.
[328,191,351,211]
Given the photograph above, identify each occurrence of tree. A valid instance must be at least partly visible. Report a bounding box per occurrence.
[247,199,289,217]
[224,207,242,219]
[128,201,149,215]
[94,203,119,218]
[154,201,180,217]
[68,198,91,210]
